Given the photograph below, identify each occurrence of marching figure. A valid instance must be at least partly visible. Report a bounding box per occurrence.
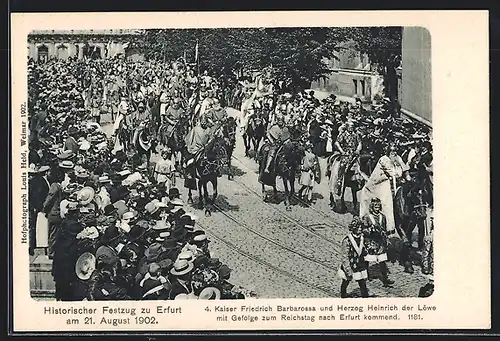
[297,142,320,203]
[338,217,370,298]
[362,197,395,286]
[154,148,176,191]
[112,96,131,153]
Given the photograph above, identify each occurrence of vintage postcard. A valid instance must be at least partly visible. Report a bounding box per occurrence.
[10,10,490,333]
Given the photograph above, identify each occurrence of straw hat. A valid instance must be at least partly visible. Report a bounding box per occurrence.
[198,287,221,300]
[181,212,199,221]
[28,165,50,174]
[177,251,195,263]
[174,293,196,300]
[75,252,96,281]
[59,160,75,169]
[193,234,210,244]
[145,201,159,215]
[155,231,171,242]
[152,220,171,231]
[77,187,95,205]
[122,210,137,220]
[58,150,75,160]
[170,198,184,207]
[99,175,111,184]
[170,259,194,276]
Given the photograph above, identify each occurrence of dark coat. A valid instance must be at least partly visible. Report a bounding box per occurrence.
[168,279,192,300]
[29,149,41,166]
[52,218,83,283]
[28,175,50,212]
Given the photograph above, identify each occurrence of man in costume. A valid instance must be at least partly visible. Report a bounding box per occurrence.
[183,115,212,177]
[326,119,362,209]
[262,113,290,175]
[362,197,395,286]
[154,148,176,191]
[204,98,228,136]
[112,96,131,153]
[163,97,185,142]
[338,217,370,298]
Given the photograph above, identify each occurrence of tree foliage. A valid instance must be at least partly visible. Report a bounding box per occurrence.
[140,28,352,85]
[342,27,402,99]
[343,27,402,71]
[139,27,403,93]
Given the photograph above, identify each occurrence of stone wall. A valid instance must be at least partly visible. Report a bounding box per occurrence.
[400,27,432,124]
[311,40,374,102]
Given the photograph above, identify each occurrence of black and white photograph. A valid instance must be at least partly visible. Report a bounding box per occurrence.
[26,26,435,302]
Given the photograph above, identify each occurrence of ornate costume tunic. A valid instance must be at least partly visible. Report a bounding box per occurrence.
[338,233,368,281]
[362,212,389,263]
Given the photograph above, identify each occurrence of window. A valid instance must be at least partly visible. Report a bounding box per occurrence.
[360,80,366,96]
[37,45,48,63]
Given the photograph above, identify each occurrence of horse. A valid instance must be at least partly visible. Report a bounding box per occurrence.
[394,178,429,250]
[257,137,304,211]
[243,110,266,159]
[132,119,157,169]
[326,152,377,214]
[164,114,191,170]
[221,117,238,180]
[185,135,231,216]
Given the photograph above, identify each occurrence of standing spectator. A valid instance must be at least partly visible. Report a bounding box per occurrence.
[28,165,50,255]
[43,168,65,259]
[52,202,83,300]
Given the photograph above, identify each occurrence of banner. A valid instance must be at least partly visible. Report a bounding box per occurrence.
[194,41,199,63]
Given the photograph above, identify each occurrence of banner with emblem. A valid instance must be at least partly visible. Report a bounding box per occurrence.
[251,66,274,99]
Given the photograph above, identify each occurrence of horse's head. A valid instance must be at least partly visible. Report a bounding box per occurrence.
[408,180,428,220]
[278,140,304,175]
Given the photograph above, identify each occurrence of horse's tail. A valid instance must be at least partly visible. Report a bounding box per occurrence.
[393,186,407,220]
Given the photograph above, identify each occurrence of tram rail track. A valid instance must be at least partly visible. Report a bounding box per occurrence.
[196,221,338,297]
[231,153,347,230]
[211,201,339,269]
[228,155,347,245]
[225,153,424,295]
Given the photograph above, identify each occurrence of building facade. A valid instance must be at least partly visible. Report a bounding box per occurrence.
[398,27,432,125]
[311,40,384,102]
[27,29,145,62]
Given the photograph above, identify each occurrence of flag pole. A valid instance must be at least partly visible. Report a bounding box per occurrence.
[196,39,200,77]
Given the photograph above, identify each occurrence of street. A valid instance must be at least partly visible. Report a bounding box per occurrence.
[102,107,429,298]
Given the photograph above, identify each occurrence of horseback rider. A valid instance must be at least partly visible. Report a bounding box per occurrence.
[326,119,363,210]
[184,115,211,168]
[262,113,291,175]
[112,96,131,153]
[205,98,228,135]
[164,97,185,139]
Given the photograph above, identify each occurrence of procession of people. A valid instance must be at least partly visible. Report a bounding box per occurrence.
[28,49,434,300]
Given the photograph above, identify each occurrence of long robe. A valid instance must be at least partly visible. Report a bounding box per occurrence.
[359,155,409,233]
[185,124,210,155]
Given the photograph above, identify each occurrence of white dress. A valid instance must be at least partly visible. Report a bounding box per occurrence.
[359,155,409,233]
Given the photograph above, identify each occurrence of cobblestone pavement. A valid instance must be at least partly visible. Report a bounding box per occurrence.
[102,107,429,299]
